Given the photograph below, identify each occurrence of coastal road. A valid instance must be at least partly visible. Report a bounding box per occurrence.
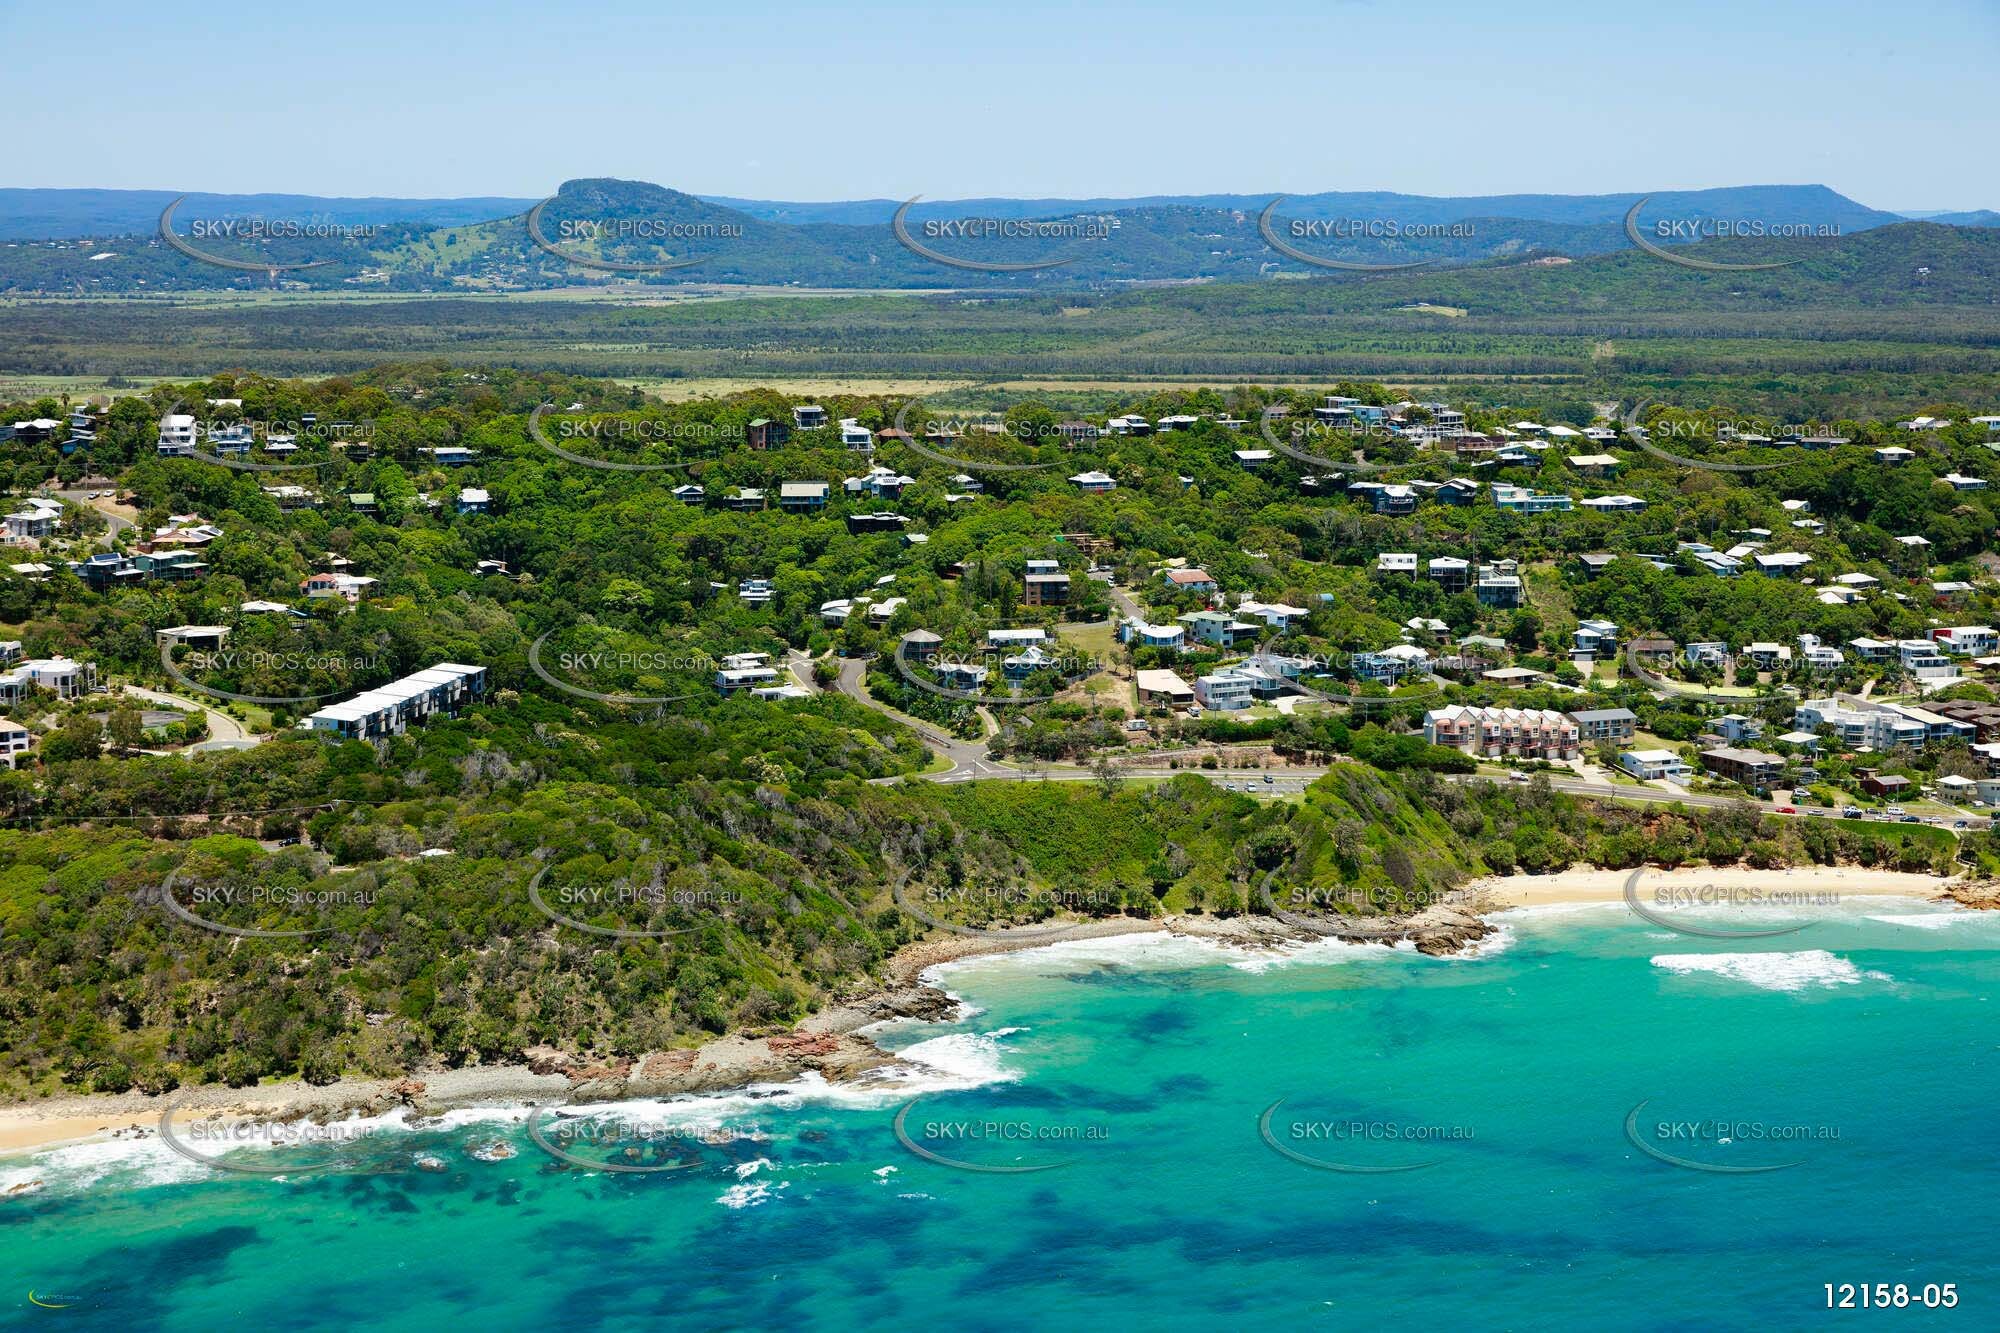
[121,683,262,752]
[785,648,822,694]
[1451,771,1991,831]
[54,489,135,549]
[834,655,999,779]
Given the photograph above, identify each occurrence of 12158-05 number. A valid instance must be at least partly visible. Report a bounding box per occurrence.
[1826,1284,1959,1309]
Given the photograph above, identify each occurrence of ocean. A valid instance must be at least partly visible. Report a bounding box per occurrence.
[6,898,1998,1331]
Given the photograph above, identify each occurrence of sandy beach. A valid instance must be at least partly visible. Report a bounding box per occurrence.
[1474,864,1957,908]
[1,865,1971,1161]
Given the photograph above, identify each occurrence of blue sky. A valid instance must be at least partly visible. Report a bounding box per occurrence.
[4,0,1995,208]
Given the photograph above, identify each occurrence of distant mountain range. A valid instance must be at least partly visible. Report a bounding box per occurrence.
[0,180,1993,294]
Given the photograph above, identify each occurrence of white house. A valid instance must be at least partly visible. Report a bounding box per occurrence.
[1620,749,1692,781]
[157,414,198,457]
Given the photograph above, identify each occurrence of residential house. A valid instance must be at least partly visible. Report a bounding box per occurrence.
[1898,639,1958,682]
[1701,746,1787,789]
[844,465,913,499]
[1621,749,1692,781]
[1475,564,1523,608]
[1859,771,1912,799]
[1238,601,1307,631]
[1713,714,1764,743]
[0,717,30,768]
[1003,644,1061,681]
[1932,626,1998,656]
[744,417,790,449]
[1424,705,1580,760]
[301,572,377,603]
[1353,644,1430,683]
[1573,620,1618,659]
[2,499,60,543]
[1161,567,1219,594]
[1574,552,1618,579]
[715,653,780,695]
[1,656,98,701]
[1741,642,1791,668]
[1752,551,1813,577]
[301,663,488,740]
[155,625,230,649]
[838,418,875,451]
[1119,620,1187,651]
[1194,670,1256,711]
[792,404,828,431]
[1069,471,1116,493]
[456,487,490,515]
[1024,572,1071,606]
[1427,557,1471,591]
[1569,708,1638,744]
[156,414,197,457]
[779,481,831,512]
[1492,484,1572,513]
[1179,610,1259,648]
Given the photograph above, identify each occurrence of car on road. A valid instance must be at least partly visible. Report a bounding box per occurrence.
[1955,820,1970,829]
[1775,805,1796,815]
[1842,806,1862,818]
[1507,770,1530,783]
[1886,806,1905,818]
[1902,815,1922,823]
[1264,774,1275,785]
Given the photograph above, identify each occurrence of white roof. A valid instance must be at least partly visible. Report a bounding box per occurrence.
[307,663,483,724]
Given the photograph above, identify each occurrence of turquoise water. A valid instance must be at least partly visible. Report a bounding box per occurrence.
[7,900,2000,1331]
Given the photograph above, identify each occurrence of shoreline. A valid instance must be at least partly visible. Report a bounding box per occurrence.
[0,863,1969,1163]
[1473,864,1957,908]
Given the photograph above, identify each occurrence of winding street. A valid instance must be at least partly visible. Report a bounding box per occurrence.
[120,683,262,752]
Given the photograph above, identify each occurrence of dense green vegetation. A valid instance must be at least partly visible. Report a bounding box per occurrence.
[3,724,1964,1099]
[1,363,1995,1099]
[3,220,1998,418]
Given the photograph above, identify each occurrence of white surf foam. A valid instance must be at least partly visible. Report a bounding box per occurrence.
[1650,949,1891,991]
